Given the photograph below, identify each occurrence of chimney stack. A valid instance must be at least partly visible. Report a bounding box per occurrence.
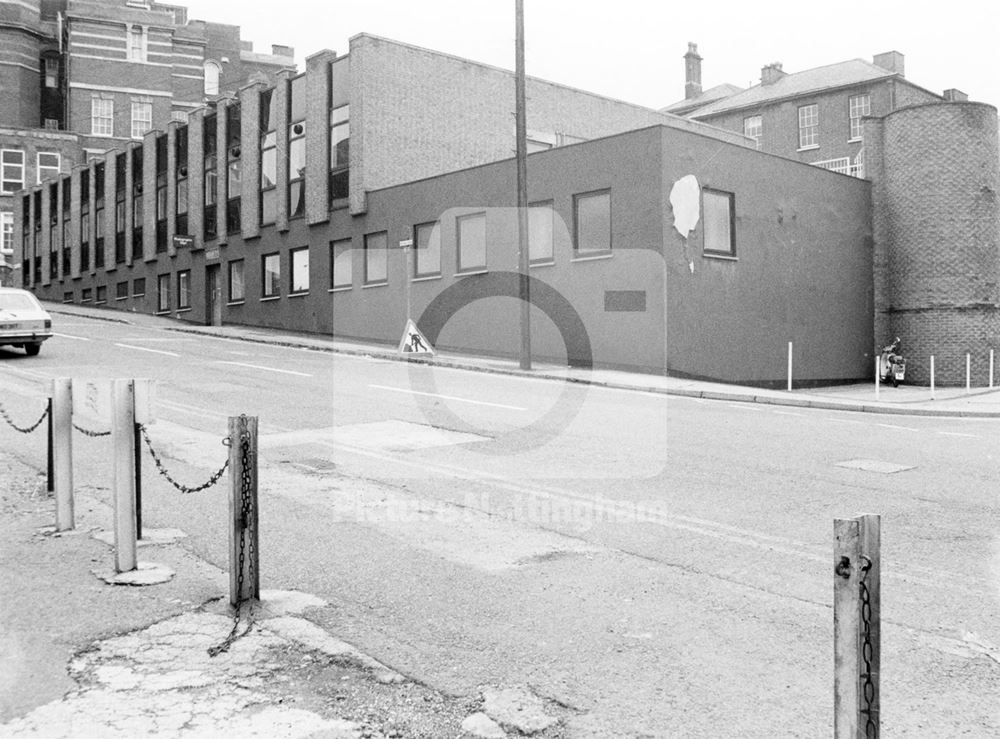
[873,51,905,77]
[761,62,786,85]
[684,42,702,100]
[943,88,969,102]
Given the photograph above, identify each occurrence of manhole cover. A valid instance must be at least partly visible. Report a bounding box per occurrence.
[835,459,915,474]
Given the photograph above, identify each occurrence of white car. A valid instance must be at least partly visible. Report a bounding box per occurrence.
[0,288,52,356]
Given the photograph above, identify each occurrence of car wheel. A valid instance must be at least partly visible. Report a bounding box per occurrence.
[24,343,41,356]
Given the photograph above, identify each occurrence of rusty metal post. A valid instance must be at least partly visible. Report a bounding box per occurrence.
[228,415,259,606]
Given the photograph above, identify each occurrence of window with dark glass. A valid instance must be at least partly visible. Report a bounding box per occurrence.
[228,259,244,302]
[203,114,217,240]
[414,222,440,278]
[261,252,280,297]
[61,177,70,276]
[259,88,277,225]
[290,246,309,293]
[49,182,57,279]
[116,280,128,299]
[82,287,92,302]
[288,75,306,218]
[702,188,735,257]
[155,134,167,252]
[131,147,143,260]
[457,212,487,273]
[96,284,107,303]
[157,274,169,311]
[94,162,105,268]
[133,278,145,296]
[529,201,554,264]
[175,125,188,236]
[226,105,241,233]
[330,238,352,289]
[114,153,126,263]
[80,169,90,271]
[329,104,349,203]
[573,189,611,255]
[177,269,191,308]
[363,231,387,285]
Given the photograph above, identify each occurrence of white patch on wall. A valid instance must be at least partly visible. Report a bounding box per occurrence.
[669,174,700,273]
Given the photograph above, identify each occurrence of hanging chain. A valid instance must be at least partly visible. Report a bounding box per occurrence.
[138,424,229,494]
[859,555,878,738]
[209,415,255,657]
[0,401,49,434]
[72,422,111,437]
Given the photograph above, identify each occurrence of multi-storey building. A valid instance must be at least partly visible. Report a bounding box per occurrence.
[0,0,294,284]
[663,44,957,177]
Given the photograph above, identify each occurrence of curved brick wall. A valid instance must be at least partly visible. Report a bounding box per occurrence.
[880,102,1000,384]
[0,1,44,129]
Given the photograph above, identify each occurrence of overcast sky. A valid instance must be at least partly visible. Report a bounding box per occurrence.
[183,0,999,110]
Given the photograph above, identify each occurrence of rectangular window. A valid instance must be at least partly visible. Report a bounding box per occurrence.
[131,148,143,260]
[62,291,74,303]
[177,269,190,309]
[261,252,280,297]
[259,88,277,225]
[203,114,217,240]
[157,274,170,311]
[131,101,152,139]
[82,287,92,302]
[702,188,735,257]
[574,189,611,255]
[37,152,61,183]
[91,98,113,136]
[96,285,107,303]
[175,126,189,235]
[44,57,58,88]
[289,76,306,218]
[1,150,25,192]
[226,105,241,233]
[413,222,440,278]
[0,212,12,255]
[330,238,352,289]
[363,231,387,285]
[116,280,129,300]
[132,278,145,296]
[743,115,763,149]
[127,25,147,62]
[155,135,167,252]
[289,246,309,293]
[457,213,487,273]
[798,104,819,149]
[528,201,554,264]
[849,94,871,141]
[329,104,349,203]
[228,259,245,302]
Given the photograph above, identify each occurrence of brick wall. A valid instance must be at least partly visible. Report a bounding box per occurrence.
[348,34,748,214]
[872,101,1000,384]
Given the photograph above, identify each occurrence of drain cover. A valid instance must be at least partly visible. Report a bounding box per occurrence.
[835,459,915,474]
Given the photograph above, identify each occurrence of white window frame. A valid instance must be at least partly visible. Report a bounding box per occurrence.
[849,94,871,142]
[131,100,152,139]
[702,188,736,258]
[798,104,819,150]
[330,239,352,289]
[37,152,61,184]
[127,25,148,63]
[743,115,763,149]
[204,60,221,96]
[1,149,25,193]
[290,246,310,294]
[91,98,114,137]
[0,212,13,255]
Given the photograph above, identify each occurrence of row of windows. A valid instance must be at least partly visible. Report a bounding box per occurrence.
[91,98,154,139]
[741,93,871,150]
[1,150,61,192]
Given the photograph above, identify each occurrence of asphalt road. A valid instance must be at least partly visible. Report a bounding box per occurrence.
[1,316,998,737]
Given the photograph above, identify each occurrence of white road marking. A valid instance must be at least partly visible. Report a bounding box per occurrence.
[213,361,312,377]
[728,403,763,411]
[368,384,527,411]
[114,343,181,357]
[936,431,981,438]
[52,332,91,341]
[876,423,919,432]
[825,417,865,425]
[772,410,803,417]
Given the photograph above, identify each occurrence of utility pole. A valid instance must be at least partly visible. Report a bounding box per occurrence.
[515,0,531,370]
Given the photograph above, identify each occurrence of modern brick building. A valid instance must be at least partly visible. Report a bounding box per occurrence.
[663,44,953,177]
[0,0,294,284]
[14,34,1000,386]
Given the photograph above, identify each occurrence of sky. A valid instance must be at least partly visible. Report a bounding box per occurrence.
[181,0,1000,110]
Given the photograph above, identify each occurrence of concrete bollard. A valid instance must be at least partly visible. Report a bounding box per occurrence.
[930,355,935,400]
[51,379,74,531]
[787,341,793,392]
[112,379,137,573]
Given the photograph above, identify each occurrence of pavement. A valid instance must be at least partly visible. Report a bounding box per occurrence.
[2,302,998,738]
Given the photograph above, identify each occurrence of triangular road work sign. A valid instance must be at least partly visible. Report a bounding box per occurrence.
[398,319,435,356]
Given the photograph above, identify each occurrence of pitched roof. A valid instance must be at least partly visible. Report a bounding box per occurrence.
[684,59,900,118]
[660,83,745,115]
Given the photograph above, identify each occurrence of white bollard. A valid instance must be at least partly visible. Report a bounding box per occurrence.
[990,349,994,389]
[111,379,137,573]
[787,341,793,392]
[930,355,936,400]
[51,378,74,532]
[966,353,971,393]
[874,354,880,400]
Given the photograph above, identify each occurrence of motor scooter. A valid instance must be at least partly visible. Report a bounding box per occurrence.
[879,337,906,387]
